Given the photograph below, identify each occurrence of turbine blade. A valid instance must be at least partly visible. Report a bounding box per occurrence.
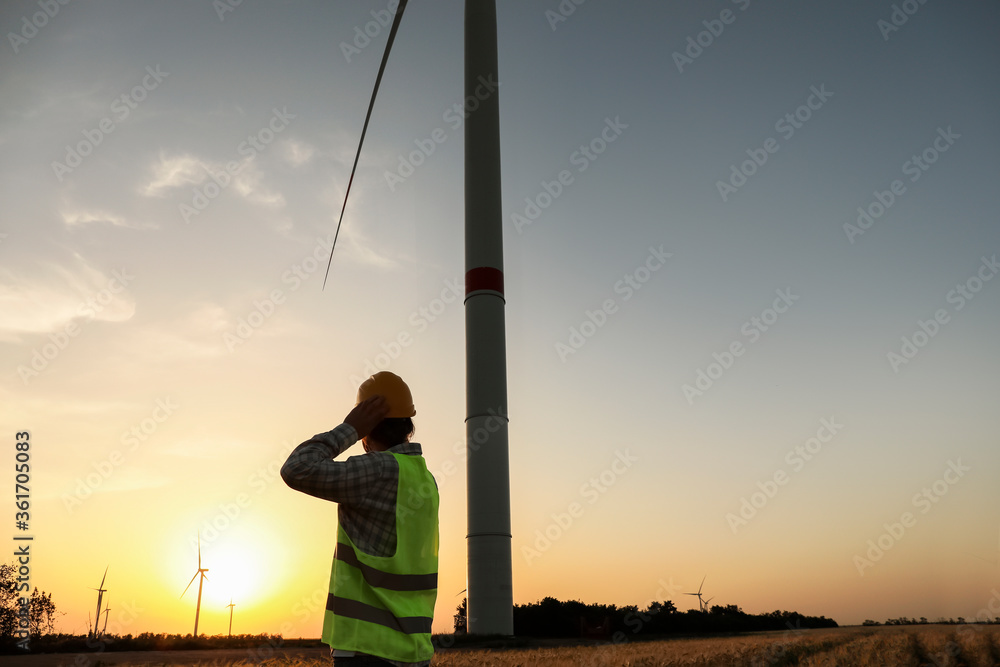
[181,572,199,598]
[698,576,706,594]
[99,566,108,589]
[321,0,411,290]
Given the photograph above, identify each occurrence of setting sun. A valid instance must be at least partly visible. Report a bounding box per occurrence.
[196,537,271,610]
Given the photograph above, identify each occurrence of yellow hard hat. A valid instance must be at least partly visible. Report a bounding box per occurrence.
[356,371,415,418]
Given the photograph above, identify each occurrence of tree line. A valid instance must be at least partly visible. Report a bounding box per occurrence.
[1,563,58,651]
[454,596,838,638]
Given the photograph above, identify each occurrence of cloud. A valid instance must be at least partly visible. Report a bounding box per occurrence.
[339,222,400,270]
[141,153,208,197]
[0,255,135,342]
[162,436,252,461]
[140,152,285,209]
[282,139,316,167]
[121,302,231,361]
[61,208,158,230]
[230,161,285,208]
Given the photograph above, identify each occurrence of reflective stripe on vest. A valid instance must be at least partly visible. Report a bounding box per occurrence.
[322,452,439,663]
[334,542,438,592]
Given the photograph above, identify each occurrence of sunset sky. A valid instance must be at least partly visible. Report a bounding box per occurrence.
[1,0,999,639]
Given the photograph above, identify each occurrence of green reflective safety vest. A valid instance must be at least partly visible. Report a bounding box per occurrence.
[323,452,439,663]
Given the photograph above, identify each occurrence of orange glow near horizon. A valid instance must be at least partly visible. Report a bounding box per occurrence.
[16,387,1000,640]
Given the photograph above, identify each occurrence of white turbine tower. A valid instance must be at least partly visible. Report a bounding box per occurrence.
[226,598,235,638]
[317,0,514,636]
[181,534,209,636]
[685,576,709,612]
[101,595,110,636]
[89,566,108,637]
[464,0,512,636]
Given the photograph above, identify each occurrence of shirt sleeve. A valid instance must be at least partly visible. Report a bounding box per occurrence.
[280,423,386,505]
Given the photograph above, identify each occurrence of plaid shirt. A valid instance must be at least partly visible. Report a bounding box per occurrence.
[281,424,434,667]
[280,422,427,557]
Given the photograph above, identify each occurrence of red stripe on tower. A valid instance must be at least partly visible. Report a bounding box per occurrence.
[465,266,504,297]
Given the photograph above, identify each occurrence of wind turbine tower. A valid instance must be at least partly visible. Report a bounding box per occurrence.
[685,576,709,612]
[464,0,513,636]
[90,567,108,637]
[181,534,209,636]
[226,598,235,638]
[316,0,513,636]
[101,596,110,636]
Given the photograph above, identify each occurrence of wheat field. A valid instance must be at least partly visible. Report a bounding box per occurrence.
[426,626,1000,666]
[9,625,1000,667]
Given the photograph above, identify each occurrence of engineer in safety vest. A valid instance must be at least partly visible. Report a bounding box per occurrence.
[281,372,439,667]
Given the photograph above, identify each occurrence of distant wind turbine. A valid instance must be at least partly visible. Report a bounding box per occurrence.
[101,596,110,636]
[685,576,710,612]
[181,534,209,636]
[90,566,109,637]
[970,525,1000,569]
[226,598,235,638]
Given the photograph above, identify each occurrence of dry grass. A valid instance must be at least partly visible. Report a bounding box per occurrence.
[8,625,1000,667]
[426,626,1000,666]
